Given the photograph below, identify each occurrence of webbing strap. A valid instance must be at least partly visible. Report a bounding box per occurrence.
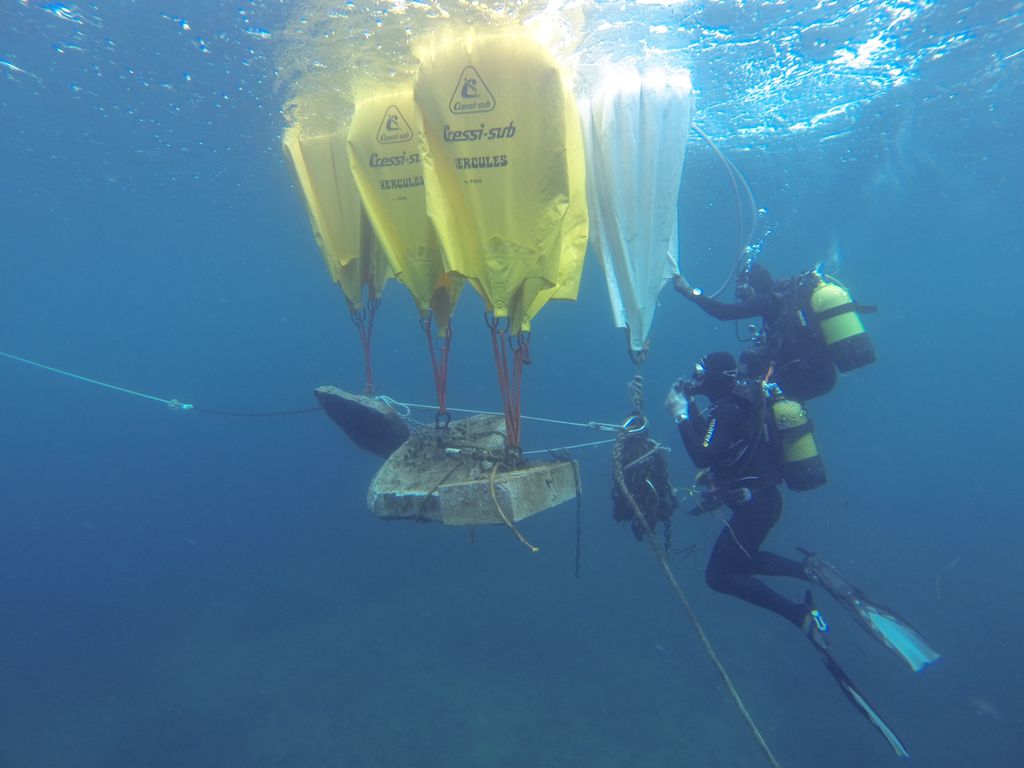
[814,301,855,323]
[487,312,528,452]
[779,418,815,441]
[350,296,380,395]
[422,313,453,424]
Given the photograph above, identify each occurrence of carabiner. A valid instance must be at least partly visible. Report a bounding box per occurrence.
[621,414,648,434]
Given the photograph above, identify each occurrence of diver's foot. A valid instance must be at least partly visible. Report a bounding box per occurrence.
[801,590,830,653]
[799,548,826,583]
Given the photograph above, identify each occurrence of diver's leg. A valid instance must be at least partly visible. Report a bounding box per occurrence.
[721,487,806,580]
[705,488,806,626]
[748,549,808,579]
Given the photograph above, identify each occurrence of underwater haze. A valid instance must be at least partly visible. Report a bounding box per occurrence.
[2,1,1022,767]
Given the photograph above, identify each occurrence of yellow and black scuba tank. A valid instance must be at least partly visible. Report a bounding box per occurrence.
[807,273,876,372]
[766,384,827,491]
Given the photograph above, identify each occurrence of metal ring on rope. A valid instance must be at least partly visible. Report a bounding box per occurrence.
[621,414,648,434]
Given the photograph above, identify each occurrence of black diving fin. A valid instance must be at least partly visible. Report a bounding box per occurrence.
[818,646,911,758]
[800,549,940,672]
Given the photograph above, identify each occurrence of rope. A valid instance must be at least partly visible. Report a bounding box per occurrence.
[522,437,617,456]
[612,427,783,768]
[192,406,322,417]
[489,461,539,553]
[382,398,620,432]
[712,509,753,560]
[1,350,194,410]
[572,460,583,578]
[381,395,621,455]
[620,441,667,471]
[0,351,328,418]
[0,350,619,436]
[629,373,645,413]
[486,313,528,451]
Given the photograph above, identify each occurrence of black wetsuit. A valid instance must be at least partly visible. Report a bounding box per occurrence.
[678,384,809,627]
[689,287,837,402]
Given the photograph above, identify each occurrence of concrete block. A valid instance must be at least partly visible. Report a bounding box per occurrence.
[367,414,579,525]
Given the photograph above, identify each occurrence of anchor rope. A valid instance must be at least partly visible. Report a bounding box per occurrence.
[612,379,783,768]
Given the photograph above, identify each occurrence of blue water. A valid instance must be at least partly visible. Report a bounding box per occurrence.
[2,2,1022,766]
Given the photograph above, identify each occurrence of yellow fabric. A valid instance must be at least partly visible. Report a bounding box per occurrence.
[283,124,390,309]
[414,28,587,334]
[337,210,391,310]
[520,82,589,332]
[348,87,461,330]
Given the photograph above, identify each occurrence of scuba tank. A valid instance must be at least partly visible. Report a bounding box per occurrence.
[808,274,876,372]
[767,384,827,491]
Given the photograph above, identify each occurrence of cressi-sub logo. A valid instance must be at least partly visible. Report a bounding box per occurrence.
[377,105,414,144]
[449,67,494,114]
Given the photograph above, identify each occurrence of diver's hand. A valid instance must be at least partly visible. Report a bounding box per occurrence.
[673,274,700,299]
[665,382,691,423]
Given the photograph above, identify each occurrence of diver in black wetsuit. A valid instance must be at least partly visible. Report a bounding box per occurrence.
[674,262,839,402]
[664,350,826,645]
[663,351,936,756]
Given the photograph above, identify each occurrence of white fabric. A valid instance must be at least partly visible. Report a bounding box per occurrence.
[582,68,694,354]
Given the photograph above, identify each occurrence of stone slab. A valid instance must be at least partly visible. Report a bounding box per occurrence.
[314,386,411,458]
[367,414,579,525]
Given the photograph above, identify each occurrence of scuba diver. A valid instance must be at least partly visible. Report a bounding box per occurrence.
[665,351,939,756]
[673,261,875,402]
[664,351,822,640]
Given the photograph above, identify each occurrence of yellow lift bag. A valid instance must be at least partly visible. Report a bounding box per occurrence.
[283,124,390,309]
[348,87,462,331]
[413,28,587,334]
[522,80,589,329]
